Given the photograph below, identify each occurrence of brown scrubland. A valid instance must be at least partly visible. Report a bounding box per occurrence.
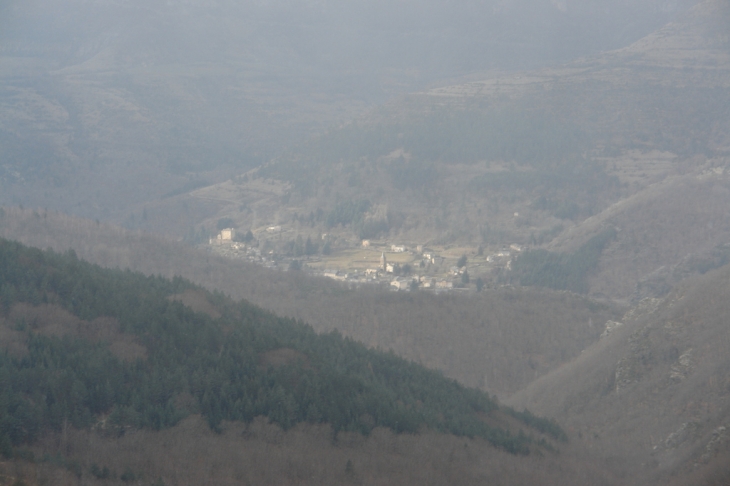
[2,415,618,486]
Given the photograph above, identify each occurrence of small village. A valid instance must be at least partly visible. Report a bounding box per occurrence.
[207,227,522,292]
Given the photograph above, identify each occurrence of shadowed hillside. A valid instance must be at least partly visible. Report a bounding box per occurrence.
[548,168,730,302]
[0,0,696,223]
[508,265,730,484]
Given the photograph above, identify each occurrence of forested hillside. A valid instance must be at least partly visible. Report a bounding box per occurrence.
[0,238,565,463]
[0,207,621,396]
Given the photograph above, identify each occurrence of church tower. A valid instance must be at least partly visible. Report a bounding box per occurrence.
[381,252,387,271]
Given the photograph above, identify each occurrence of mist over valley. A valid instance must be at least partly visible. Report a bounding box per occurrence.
[0,1,729,484]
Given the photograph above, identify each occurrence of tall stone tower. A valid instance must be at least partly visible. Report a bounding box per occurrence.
[381,252,387,271]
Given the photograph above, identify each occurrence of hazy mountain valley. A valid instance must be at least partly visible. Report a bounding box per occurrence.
[1,0,730,484]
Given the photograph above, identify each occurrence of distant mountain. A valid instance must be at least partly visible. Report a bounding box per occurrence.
[165,0,730,302]
[0,0,698,222]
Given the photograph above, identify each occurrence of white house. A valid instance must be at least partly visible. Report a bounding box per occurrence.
[210,228,236,245]
[220,228,235,241]
[390,279,412,291]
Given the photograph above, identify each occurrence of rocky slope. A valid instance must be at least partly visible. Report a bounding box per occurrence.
[508,265,730,484]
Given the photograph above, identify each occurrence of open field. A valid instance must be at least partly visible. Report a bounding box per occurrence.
[304,247,417,271]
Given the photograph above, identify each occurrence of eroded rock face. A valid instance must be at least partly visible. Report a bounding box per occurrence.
[655,421,700,451]
[612,296,677,392]
[623,297,663,322]
[669,348,693,381]
[615,327,653,392]
[509,260,730,485]
[600,320,624,339]
[701,425,728,463]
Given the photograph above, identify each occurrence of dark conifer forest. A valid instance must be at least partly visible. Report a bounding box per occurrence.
[0,239,563,459]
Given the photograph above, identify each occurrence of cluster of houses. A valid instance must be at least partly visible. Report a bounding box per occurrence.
[319,245,461,291]
[388,276,454,291]
[485,244,522,261]
[369,247,457,291]
[484,244,522,270]
[208,227,281,268]
[322,270,344,281]
[345,241,517,291]
[209,228,524,292]
[319,271,455,292]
